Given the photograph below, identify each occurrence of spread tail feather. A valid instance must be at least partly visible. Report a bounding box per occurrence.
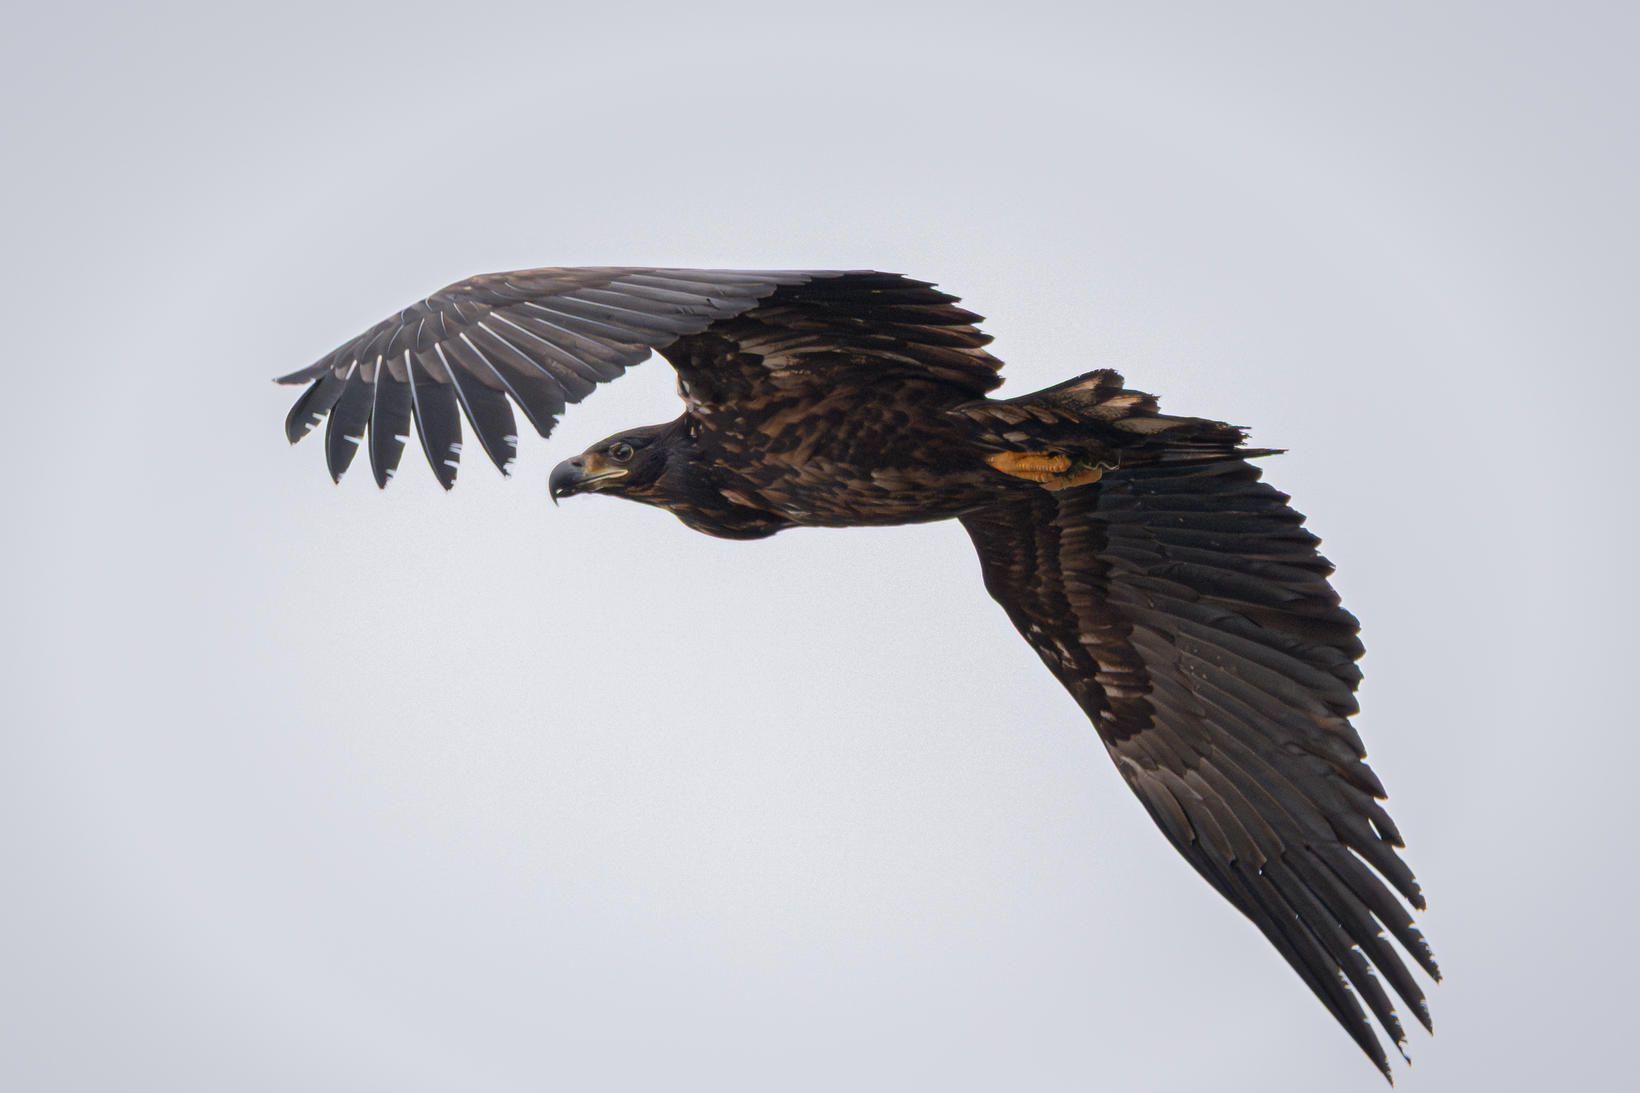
[953,369,1277,475]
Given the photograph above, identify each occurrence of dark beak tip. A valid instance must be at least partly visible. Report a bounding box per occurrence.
[547,459,579,504]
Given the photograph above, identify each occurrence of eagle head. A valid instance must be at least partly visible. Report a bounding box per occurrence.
[548,417,788,540]
[548,422,674,504]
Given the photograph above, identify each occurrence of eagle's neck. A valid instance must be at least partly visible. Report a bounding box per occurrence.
[629,424,793,541]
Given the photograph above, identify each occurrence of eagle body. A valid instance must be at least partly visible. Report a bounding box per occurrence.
[620,373,1010,539]
[591,276,1027,535]
[277,267,1437,1078]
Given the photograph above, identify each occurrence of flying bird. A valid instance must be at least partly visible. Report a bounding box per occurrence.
[277,268,1437,1076]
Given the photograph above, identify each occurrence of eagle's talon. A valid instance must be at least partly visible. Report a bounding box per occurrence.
[985,449,1104,489]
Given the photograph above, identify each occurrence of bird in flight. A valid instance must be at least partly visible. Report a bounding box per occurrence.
[277,268,1437,1077]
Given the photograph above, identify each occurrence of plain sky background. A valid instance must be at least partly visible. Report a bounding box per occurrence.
[4,2,1636,1090]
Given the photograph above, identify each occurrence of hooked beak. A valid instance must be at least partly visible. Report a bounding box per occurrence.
[549,455,628,504]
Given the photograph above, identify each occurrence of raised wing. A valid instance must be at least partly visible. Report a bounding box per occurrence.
[961,458,1438,1077]
[276,268,1000,488]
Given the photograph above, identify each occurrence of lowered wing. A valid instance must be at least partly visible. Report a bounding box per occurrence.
[961,456,1437,1077]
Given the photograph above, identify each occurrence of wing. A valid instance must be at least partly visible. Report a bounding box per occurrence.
[961,458,1438,1077]
[276,268,1001,488]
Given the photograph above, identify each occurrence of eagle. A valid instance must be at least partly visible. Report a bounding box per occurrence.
[277,268,1436,1077]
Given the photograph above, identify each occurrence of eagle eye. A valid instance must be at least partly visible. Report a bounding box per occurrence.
[608,441,636,463]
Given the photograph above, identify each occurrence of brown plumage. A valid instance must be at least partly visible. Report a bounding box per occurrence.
[276,268,1436,1078]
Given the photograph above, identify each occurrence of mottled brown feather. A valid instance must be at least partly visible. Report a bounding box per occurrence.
[961,460,1436,1078]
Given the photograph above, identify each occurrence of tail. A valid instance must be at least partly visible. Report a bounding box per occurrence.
[952,369,1275,487]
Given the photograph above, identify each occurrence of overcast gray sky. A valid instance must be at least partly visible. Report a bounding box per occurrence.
[4,2,1636,1090]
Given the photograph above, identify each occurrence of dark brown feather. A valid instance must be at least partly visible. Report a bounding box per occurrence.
[961,457,1436,1078]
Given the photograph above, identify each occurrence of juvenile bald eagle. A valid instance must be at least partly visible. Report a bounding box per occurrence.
[277,269,1436,1076]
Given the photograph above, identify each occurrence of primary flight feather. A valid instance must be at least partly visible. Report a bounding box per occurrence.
[277,268,1437,1077]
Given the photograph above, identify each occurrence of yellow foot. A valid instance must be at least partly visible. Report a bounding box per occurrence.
[984,450,1105,490]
